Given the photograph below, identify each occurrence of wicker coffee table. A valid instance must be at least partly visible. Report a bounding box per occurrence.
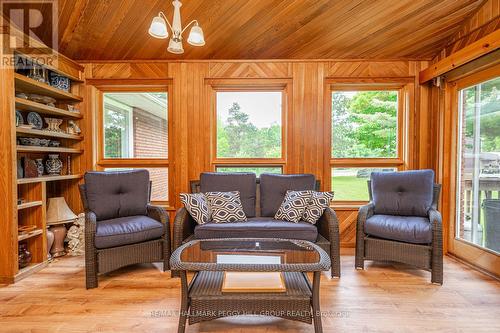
[170,238,331,333]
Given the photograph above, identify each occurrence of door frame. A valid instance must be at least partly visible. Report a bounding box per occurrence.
[441,63,500,277]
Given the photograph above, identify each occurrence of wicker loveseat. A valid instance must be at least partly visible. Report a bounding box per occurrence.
[173,172,341,278]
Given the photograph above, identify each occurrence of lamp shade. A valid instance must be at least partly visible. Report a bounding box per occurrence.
[149,15,168,39]
[167,38,184,54]
[47,197,77,225]
[187,24,205,46]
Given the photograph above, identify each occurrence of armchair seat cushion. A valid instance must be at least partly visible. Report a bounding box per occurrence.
[194,217,318,242]
[365,214,432,244]
[95,215,164,249]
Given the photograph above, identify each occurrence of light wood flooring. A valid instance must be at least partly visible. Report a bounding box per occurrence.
[1,249,499,333]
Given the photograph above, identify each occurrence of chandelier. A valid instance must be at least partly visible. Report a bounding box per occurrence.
[148,0,205,54]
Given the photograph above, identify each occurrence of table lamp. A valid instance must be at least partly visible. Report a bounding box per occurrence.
[47,197,77,257]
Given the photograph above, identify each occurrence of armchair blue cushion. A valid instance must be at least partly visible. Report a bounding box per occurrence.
[84,170,149,221]
[364,215,432,244]
[356,169,442,284]
[371,169,434,217]
[95,215,165,249]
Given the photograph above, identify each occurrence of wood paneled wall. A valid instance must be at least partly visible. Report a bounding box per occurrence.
[83,59,431,247]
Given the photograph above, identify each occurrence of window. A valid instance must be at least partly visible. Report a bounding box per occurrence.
[99,87,170,204]
[212,84,288,176]
[216,91,283,158]
[456,76,500,253]
[103,92,168,159]
[330,84,405,202]
[332,167,396,201]
[216,166,282,177]
[332,91,398,158]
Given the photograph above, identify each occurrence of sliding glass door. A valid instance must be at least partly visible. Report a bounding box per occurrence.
[456,76,500,254]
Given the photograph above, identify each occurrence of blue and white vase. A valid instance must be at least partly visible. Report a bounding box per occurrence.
[49,73,71,92]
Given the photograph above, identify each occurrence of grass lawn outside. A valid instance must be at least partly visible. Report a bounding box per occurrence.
[332,176,370,201]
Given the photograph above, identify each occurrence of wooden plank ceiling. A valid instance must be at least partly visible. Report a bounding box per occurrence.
[51,0,485,60]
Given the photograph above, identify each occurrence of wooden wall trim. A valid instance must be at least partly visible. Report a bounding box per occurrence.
[420,29,500,83]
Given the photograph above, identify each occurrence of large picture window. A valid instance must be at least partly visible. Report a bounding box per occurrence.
[103,92,168,159]
[332,90,398,158]
[216,91,283,159]
[212,83,288,176]
[98,87,170,205]
[330,84,405,202]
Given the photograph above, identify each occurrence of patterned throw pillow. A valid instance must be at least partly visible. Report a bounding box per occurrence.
[274,190,312,223]
[205,191,247,223]
[302,191,335,224]
[180,193,211,225]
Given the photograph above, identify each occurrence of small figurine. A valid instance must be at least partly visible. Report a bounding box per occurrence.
[67,120,81,135]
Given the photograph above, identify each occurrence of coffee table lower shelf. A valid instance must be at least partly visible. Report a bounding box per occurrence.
[186,271,314,325]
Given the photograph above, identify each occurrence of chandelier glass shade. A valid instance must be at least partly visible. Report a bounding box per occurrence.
[148,0,205,54]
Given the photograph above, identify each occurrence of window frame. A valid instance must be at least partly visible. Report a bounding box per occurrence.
[95,81,172,206]
[327,79,410,206]
[208,79,291,173]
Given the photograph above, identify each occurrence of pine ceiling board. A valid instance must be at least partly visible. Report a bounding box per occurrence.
[58,0,123,59]
[209,0,334,59]
[171,0,273,59]
[54,0,486,60]
[58,0,90,52]
[286,0,422,59]
[348,0,481,59]
[192,0,294,59]
[243,0,358,60]
[102,0,167,60]
[91,0,154,60]
[291,0,478,59]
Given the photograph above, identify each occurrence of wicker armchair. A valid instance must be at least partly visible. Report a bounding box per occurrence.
[355,170,443,284]
[173,173,341,278]
[79,170,170,289]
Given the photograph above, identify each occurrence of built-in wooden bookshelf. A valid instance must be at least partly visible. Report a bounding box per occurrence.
[0,45,86,284]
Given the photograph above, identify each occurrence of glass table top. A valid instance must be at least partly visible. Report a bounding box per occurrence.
[170,238,330,272]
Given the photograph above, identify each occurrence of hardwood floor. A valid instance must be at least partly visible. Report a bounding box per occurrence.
[1,249,499,333]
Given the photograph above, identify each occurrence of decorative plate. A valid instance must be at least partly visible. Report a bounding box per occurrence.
[27,112,43,130]
[27,94,57,105]
[15,110,24,126]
